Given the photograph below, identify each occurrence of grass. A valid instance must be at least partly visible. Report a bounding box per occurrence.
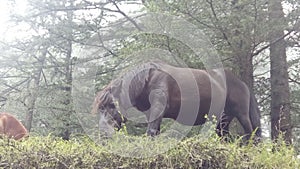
[0,133,299,169]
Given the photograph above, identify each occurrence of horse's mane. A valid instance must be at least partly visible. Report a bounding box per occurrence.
[91,61,163,114]
[118,61,162,81]
[91,86,112,114]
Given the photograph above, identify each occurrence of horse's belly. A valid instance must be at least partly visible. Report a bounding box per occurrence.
[175,115,207,126]
[165,103,209,126]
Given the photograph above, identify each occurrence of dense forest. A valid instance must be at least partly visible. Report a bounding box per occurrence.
[0,0,300,167]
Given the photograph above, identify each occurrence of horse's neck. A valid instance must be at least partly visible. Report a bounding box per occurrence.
[117,69,148,111]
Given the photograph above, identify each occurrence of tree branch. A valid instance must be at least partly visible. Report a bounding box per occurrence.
[252,29,294,57]
[110,0,142,31]
[0,78,30,96]
[206,0,232,48]
[289,77,300,85]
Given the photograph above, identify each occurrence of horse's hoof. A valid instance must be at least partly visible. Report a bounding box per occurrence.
[147,129,160,136]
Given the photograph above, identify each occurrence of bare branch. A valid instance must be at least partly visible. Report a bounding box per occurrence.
[252,29,294,57]
[206,0,232,48]
[289,77,300,85]
[110,0,142,31]
[0,78,30,96]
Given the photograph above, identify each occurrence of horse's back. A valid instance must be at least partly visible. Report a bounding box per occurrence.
[158,64,248,117]
[152,64,223,125]
[0,113,28,140]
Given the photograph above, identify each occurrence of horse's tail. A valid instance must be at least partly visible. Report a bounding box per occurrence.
[249,91,262,137]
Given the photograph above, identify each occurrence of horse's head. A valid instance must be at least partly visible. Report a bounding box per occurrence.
[92,66,153,137]
[92,86,126,137]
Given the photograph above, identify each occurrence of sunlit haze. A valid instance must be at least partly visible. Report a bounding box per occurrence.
[0,0,28,37]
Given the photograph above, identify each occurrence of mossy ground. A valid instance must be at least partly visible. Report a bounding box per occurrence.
[0,133,299,169]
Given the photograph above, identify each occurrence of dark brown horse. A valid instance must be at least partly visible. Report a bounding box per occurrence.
[0,112,28,140]
[92,61,261,140]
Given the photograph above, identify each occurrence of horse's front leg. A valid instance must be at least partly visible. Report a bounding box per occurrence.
[146,89,167,136]
[147,117,163,136]
[146,100,165,136]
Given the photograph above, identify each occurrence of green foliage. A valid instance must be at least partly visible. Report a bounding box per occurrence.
[0,134,298,169]
[145,0,269,59]
[117,33,205,69]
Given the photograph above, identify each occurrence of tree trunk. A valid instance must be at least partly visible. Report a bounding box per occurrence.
[237,53,254,91]
[25,47,47,131]
[268,0,292,144]
[59,7,75,140]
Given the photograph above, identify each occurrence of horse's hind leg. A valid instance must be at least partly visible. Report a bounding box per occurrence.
[236,113,254,141]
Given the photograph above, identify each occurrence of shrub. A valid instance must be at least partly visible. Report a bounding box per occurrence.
[0,134,299,169]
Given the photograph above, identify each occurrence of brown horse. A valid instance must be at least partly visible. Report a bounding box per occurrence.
[92,61,261,140]
[0,113,28,140]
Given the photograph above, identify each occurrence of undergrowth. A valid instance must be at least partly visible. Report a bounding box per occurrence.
[0,133,299,169]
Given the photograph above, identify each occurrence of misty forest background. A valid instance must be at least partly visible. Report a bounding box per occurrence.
[0,0,299,151]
